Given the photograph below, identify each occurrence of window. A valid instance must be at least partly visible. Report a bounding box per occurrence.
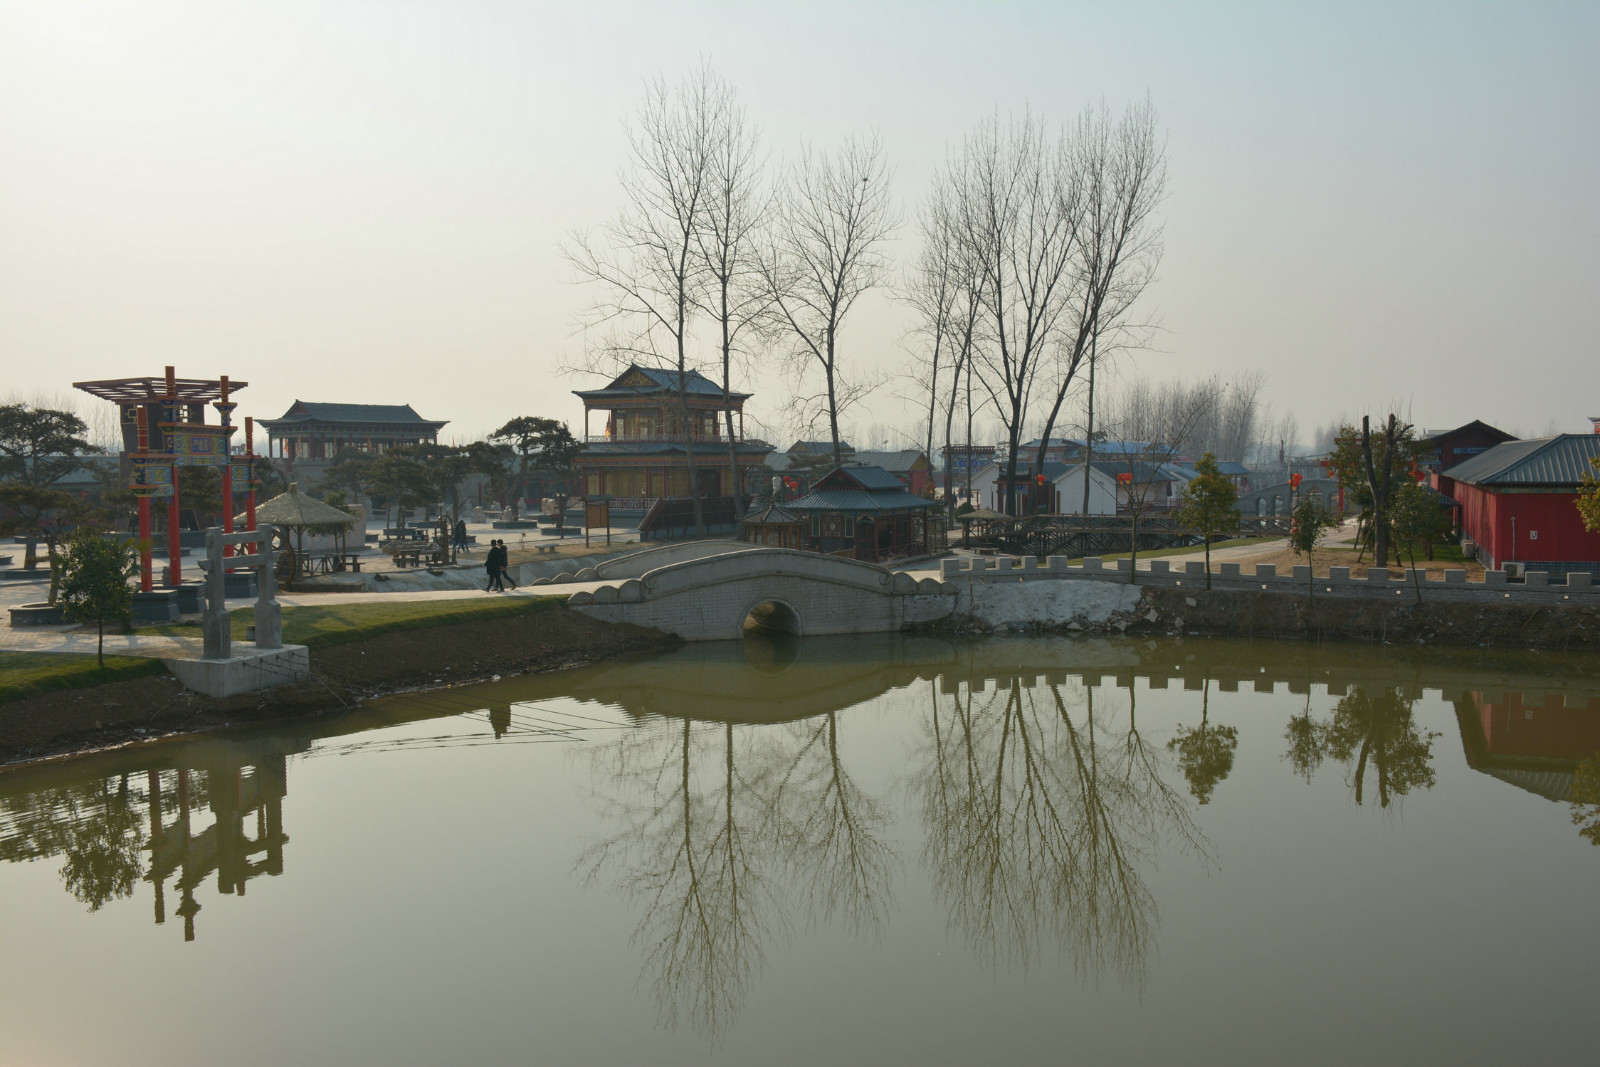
[811,514,821,537]
[844,516,855,538]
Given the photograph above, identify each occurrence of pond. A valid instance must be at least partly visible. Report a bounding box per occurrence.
[2,634,1597,1064]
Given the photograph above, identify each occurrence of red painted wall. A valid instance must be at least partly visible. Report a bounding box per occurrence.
[1454,482,1600,566]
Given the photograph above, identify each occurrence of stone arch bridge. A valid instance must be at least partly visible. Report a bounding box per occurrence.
[567,547,954,641]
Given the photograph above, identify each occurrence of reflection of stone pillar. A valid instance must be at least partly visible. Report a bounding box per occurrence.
[177,887,200,942]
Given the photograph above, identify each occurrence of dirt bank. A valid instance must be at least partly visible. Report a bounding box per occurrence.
[0,607,675,767]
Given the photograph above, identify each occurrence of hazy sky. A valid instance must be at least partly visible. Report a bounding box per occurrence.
[3,1,1595,450]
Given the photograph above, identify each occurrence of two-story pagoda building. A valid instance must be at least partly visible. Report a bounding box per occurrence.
[573,365,773,507]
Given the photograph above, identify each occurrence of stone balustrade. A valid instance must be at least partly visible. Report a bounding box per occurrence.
[938,555,1599,603]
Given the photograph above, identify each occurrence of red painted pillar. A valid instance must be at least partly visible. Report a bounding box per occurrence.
[245,417,257,531]
[164,366,181,587]
[136,406,153,592]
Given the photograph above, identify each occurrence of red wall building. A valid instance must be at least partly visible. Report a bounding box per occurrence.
[1437,434,1600,576]
[1416,419,1515,473]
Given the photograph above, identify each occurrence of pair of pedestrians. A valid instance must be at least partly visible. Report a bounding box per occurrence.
[483,539,518,593]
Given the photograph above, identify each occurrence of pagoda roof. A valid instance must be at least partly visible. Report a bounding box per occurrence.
[579,439,774,459]
[574,365,750,403]
[259,401,447,429]
[786,466,936,513]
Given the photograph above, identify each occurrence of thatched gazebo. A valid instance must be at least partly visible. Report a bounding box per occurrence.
[240,483,357,580]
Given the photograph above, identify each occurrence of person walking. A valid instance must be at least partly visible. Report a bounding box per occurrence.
[484,539,504,593]
[454,518,468,550]
[500,540,518,591]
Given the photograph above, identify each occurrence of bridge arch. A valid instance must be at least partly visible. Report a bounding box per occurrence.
[741,597,804,639]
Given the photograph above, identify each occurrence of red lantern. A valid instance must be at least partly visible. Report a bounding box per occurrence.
[1117,471,1133,485]
[1290,472,1303,489]
[1035,473,1046,486]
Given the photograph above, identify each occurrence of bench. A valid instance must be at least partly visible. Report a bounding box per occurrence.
[532,544,560,555]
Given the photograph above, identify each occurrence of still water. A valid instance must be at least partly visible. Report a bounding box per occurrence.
[3,634,1598,1065]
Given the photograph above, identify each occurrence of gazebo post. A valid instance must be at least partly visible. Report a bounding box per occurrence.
[216,376,235,569]
[165,365,182,588]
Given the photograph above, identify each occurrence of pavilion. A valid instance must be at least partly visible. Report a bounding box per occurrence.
[785,465,945,562]
[258,401,447,461]
[573,365,773,508]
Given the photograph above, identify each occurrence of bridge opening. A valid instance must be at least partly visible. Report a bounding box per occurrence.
[743,599,802,637]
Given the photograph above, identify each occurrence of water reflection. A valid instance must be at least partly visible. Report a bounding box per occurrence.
[0,736,294,939]
[3,634,1599,1047]
[916,675,1204,983]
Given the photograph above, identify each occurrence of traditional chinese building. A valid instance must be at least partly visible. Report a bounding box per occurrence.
[573,365,773,506]
[258,401,447,461]
[786,465,945,562]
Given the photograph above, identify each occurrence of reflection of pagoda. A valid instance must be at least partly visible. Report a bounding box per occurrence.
[1453,690,1600,801]
[143,738,296,942]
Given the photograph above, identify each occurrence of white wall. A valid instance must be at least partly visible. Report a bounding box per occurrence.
[1052,467,1118,515]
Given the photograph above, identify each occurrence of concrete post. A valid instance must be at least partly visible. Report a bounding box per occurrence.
[201,528,231,660]
[254,531,282,649]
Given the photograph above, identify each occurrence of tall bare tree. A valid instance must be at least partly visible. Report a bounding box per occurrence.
[937,112,1084,515]
[761,134,897,469]
[1032,100,1167,493]
[689,69,769,517]
[567,70,722,534]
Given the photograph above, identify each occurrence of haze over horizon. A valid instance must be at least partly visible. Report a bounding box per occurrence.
[3,1,1595,451]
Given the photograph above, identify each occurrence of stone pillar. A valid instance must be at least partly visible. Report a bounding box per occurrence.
[201,528,231,660]
[254,530,282,649]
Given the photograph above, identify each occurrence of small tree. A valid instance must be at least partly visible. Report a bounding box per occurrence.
[1390,479,1451,604]
[1577,456,1600,534]
[1288,494,1337,599]
[1175,452,1239,590]
[0,485,80,603]
[56,530,137,666]
[488,417,585,529]
[360,453,435,535]
[0,402,98,569]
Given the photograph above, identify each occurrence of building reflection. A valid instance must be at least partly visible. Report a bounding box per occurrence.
[0,736,300,941]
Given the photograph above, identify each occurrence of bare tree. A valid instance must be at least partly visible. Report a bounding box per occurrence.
[1032,100,1168,490]
[689,69,769,516]
[937,111,1084,515]
[761,135,898,469]
[566,70,722,534]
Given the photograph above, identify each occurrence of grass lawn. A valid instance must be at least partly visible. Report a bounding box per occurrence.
[148,594,566,650]
[0,652,167,703]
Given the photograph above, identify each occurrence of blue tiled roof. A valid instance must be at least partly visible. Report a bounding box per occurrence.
[786,488,936,512]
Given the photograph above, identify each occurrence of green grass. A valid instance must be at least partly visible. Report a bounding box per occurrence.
[0,651,167,703]
[147,594,565,650]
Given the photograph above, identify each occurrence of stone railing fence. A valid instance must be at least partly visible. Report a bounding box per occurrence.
[940,555,1598,604]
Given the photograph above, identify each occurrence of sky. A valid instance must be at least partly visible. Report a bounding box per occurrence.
[2,0,1595,452]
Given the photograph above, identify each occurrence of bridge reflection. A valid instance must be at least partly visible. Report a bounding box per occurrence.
[2,635,1597,1016]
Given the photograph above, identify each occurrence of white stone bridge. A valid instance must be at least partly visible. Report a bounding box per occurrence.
[566,547,955,641]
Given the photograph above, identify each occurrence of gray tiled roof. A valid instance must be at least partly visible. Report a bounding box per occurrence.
[575,365,746,401]
[1446,434,1600,487]
[851,450,926,473]
[822,466,907,491]
[264,401,445,426]
[786,488,936,512]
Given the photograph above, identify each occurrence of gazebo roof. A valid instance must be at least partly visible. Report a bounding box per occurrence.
[744,503,804,525]
[74,375,247,404]
[242,483,358,528]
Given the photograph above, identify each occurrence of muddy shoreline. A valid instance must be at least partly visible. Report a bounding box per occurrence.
[0,607,677,769]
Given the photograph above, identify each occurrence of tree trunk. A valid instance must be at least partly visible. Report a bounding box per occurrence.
[1204,535,1212,590]
[1081,338,1097,515]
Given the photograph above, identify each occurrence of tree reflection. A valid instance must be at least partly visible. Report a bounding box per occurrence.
[1,773,148,911]
[1287,685,1439,807]
[577,718,785,1041]
[1568,753,1600,845]
[915,676,1206,985]
[1167,680,1239,805]
[770,711,894,939]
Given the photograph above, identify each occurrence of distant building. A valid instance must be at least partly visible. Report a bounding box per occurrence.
[259,401,447,461]
[787,438,854,457]
[1416,420,1517,473]
[1436,434,1600,576]
[850,450,932,495]
[573,365,773,506]
[941,444,996,479]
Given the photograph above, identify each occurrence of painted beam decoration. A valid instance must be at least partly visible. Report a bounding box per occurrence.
[129,454,175,498]
[161,420,234,466]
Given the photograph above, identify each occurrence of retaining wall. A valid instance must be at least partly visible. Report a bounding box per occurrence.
[940,555,1599,605]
